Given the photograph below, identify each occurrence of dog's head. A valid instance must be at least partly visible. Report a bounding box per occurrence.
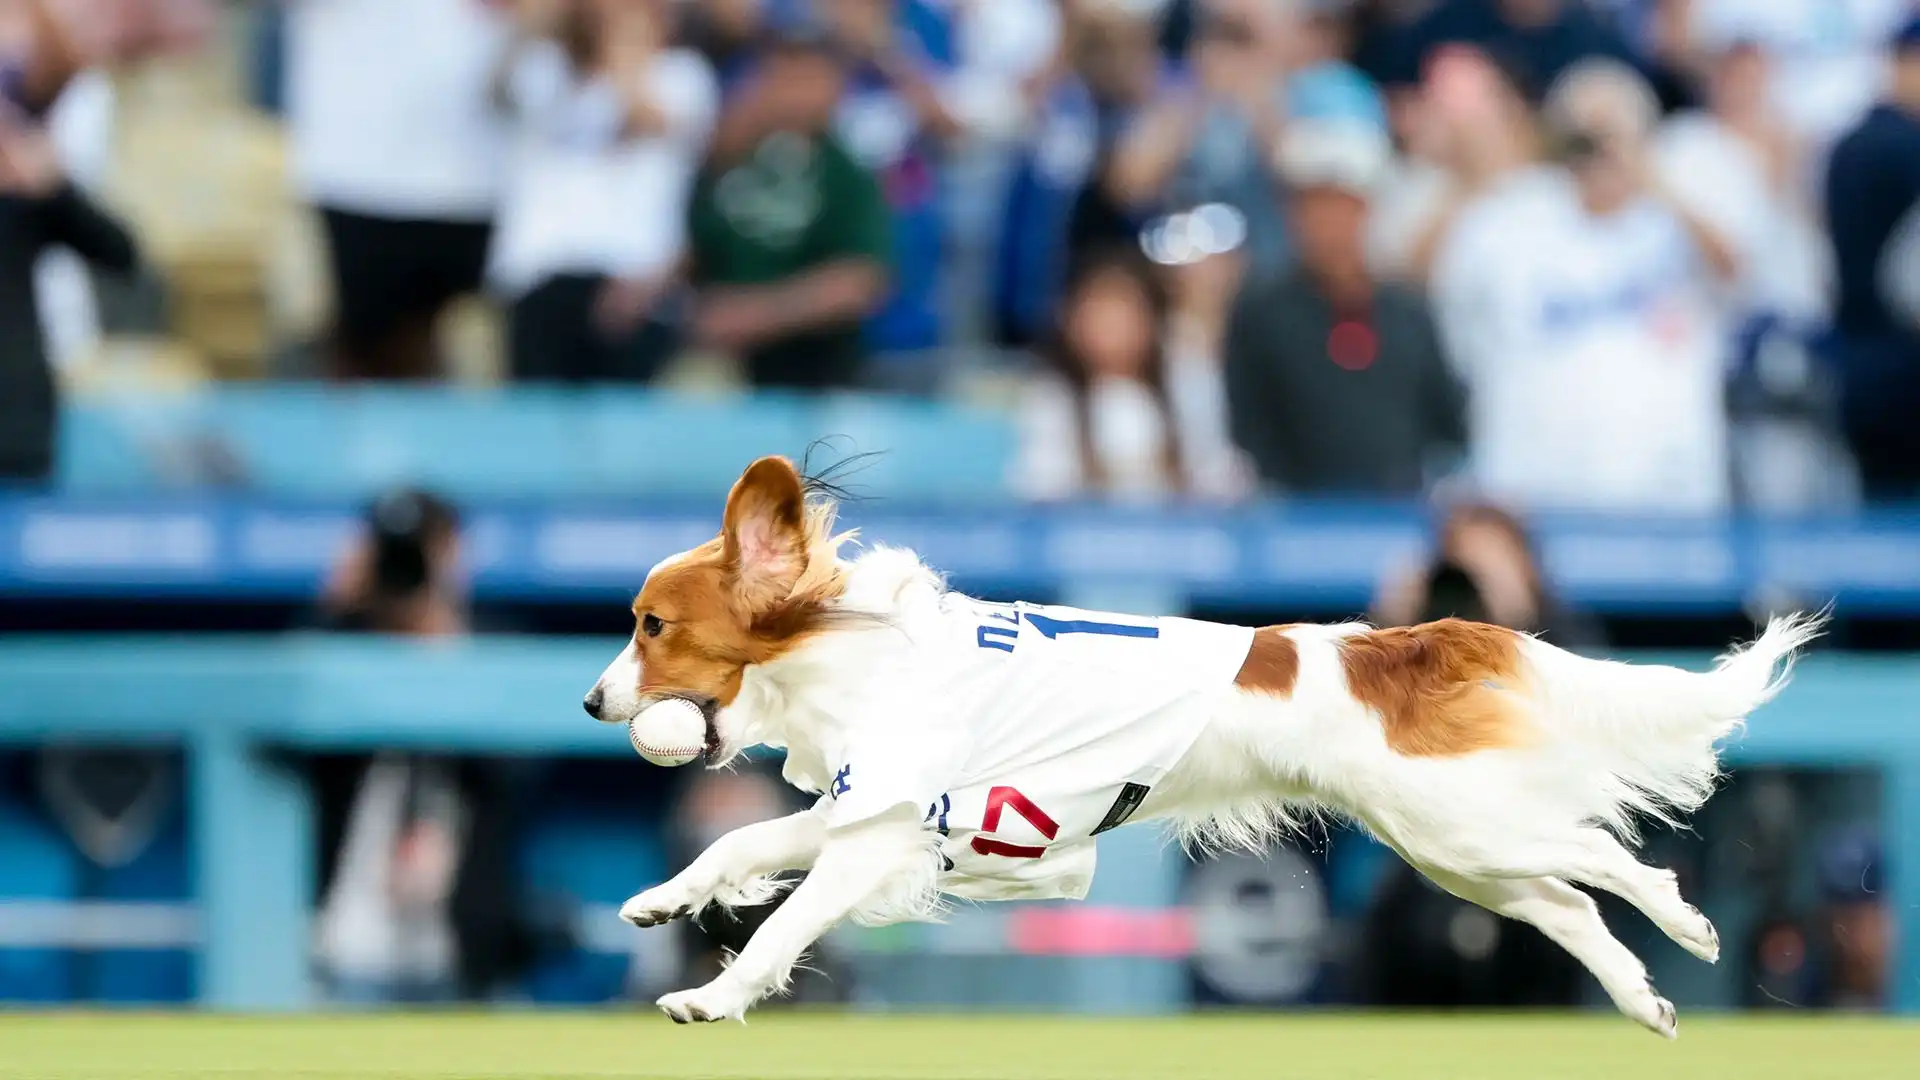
[582,456,852,760]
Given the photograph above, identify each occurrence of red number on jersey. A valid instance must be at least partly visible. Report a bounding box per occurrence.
[970,785,1059,859]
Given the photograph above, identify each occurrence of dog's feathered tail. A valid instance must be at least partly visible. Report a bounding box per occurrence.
[1516,610,1827,839]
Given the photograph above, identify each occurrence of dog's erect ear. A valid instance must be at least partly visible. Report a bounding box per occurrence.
[723,456,808,614]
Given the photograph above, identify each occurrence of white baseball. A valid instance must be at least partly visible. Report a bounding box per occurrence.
[627,698,706,767]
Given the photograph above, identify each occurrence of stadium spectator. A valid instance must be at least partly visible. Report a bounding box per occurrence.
[942,0,1060,142]
[311,488,471,638]
[1658,37,1849,511]
[821,0,963,391]
[309,490,550,1003]
[1372,499,1604,648]
[1013,244,1239,500]
[991,0,1170,347]
[487,0,718,383]
[0,0,209,116]
[1666,0,1912,153]
[1225,121,1464,496]
[1365,43,1544,284]
[685,19,890,390]
[0,1,200,382]
[285,0,510,380]
[678,0,772,94]
[935,0,1060,346]
[1658,38,1819,313]
[1822,16,1920,502]
[1427,58,1739,512]
[0,0,83,117]
[0,103,138,487]
[1109,0,1386,283]
[1367,0,1640,97]
[1155,199,1250,475]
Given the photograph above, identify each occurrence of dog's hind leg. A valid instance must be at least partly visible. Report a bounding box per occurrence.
[1362,777,1721,964]
[1427,870,1678,1039]
[1415,827,1719,964]
[1552,830,1719,964]
[1355,817,1679,1036]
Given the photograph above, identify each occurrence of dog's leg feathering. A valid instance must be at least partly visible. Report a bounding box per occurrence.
[1431,871,1679,1039]
[621,807,827,928]
[655,809,939,1023]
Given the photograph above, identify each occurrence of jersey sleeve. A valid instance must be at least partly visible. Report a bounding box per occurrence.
[815,666,974,833]
[820,721,970,833]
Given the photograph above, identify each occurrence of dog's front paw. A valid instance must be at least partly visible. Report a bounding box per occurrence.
[620,883,702,928]
[657,980,753,1025]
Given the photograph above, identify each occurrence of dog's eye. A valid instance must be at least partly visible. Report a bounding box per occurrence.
[641,613,664,638]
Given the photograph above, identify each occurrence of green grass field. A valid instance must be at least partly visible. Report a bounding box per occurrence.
[2,1012,1914,1080]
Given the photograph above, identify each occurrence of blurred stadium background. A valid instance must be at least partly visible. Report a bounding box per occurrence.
[0,0,1917,1051]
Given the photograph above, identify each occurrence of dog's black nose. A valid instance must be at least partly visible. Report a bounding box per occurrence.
[583,687,604,720]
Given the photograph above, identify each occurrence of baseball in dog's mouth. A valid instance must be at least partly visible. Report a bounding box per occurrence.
[639,689,724,762]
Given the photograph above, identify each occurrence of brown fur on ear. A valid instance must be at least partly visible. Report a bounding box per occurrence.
[723,456,808,613]
[1234,625,1301,698]
[1340,619,1534,757]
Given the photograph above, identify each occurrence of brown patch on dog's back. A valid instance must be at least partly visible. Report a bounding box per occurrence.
[1339,619,1533,756]
[1234,625,1301,698]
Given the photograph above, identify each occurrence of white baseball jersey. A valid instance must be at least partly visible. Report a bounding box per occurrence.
[788,595,1255,902]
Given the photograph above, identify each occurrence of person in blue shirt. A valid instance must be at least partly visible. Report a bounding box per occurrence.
[821,0,959,386]
[991,3,1175,348]
[1823,16,1920,501]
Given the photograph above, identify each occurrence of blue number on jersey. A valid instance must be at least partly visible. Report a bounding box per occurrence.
[974,606,1160,653]
[924,794,955,870]
[1023,612,1160,641]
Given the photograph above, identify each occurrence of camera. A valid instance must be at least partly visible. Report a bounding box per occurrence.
[366,489,457,599]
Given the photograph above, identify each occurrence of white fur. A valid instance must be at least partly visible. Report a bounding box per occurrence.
[617,544,1823,1035]
[590,639,644,726]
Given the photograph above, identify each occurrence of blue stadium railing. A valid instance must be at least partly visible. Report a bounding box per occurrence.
[43,384,1920,613]
[0,636,1917,1014]
[8,492,1920,612]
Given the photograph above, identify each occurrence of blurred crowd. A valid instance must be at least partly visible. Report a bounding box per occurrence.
[5,0,1920,511]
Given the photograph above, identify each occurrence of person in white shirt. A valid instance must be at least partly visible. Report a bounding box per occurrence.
[1428,58,1742,513]
[285,0,511,379]
[1011,243,1246,502]
[486,0,716,382]
[1656,39,1824,320]
[1656,37,1853,511]
[1678,0,1912,157]
[1366,43,1548,285]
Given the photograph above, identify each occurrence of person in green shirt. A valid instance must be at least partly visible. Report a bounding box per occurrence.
[686,23,892,390]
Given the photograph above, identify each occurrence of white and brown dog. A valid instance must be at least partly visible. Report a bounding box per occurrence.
[584,456,1822,1034]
